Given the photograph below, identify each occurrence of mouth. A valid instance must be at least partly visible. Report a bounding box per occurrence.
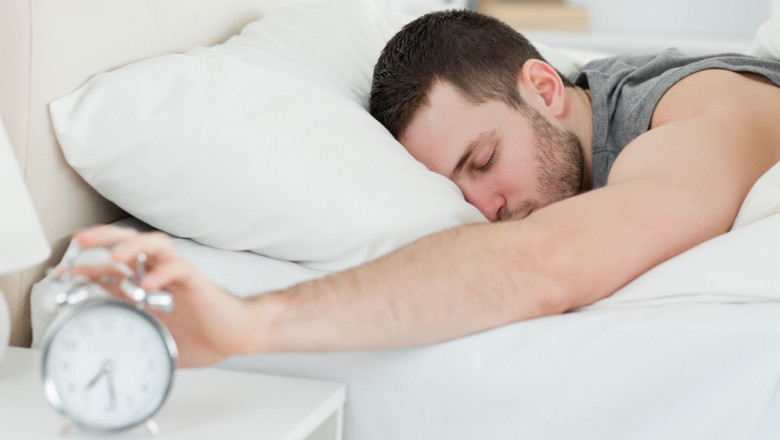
[497,206,508,222]
[497,205,533,222]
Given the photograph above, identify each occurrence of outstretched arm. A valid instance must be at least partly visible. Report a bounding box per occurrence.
[75,70,780,367]
[71,161,754,367]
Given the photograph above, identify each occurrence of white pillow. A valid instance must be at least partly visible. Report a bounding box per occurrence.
[51,0,487,272]
[30,218,327,349]
[732,160,780,229]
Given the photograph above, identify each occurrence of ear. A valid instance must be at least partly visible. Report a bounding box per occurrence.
[518,59,566,118]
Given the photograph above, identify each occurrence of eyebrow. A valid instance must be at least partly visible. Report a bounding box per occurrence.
[451,130,493,179]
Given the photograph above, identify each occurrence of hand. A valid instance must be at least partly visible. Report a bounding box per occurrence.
[72,225,263,367]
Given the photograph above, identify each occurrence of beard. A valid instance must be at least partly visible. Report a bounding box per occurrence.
[500,106,584,221]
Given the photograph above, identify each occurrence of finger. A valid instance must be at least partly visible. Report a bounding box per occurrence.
[74,226,179,277]
[139,260,198,293]
[74,225,140,249]
[71,264,129,298]
[71,263,127,281]
[108,231,179,269]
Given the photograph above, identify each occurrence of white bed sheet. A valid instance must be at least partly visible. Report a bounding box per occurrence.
[225,302,780,440]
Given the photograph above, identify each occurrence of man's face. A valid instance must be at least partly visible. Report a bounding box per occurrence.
[400,81,584,222]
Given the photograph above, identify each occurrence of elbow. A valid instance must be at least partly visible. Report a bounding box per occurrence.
[536,279,572,317]
[516,274,571,321]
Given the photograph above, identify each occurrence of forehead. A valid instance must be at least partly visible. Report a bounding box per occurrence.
[400,81,506,176]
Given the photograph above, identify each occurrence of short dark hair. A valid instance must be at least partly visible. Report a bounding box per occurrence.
[369,9,574,139]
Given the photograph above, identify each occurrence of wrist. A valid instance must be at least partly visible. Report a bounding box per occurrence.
[241,291,288,354]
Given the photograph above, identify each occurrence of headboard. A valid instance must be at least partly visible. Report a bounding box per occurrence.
[0,0,329,347]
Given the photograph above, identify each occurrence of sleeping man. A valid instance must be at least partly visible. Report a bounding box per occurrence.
[74,10,780,367]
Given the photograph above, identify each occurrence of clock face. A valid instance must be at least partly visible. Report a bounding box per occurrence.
[42,300,177,432]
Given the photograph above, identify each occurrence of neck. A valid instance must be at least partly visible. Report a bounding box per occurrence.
[565,86,594,192]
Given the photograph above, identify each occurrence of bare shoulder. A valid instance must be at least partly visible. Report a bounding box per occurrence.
[613,68,780,184]
[607,69,780,238]
[651,68,780,148]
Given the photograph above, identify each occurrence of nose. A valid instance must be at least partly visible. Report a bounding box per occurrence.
[459,183,504,222]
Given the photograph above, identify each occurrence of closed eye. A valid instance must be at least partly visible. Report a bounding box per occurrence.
[476,149,497,173]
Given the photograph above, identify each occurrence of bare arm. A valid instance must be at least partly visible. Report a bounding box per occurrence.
[246,70,780,353]
[75,71,780,366]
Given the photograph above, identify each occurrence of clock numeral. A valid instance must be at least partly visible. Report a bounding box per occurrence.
[99,316,115,332]
[61,339,78,351]
[79,322,93,337]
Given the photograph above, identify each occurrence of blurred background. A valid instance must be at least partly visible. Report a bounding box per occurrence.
[377,0,780,55]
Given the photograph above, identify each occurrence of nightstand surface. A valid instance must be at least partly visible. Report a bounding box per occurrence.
[0,347,345,439]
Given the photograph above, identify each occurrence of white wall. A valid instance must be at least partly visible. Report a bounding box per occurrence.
[567,0,773,39]
[521,0,777,55]
[375,0,471,17]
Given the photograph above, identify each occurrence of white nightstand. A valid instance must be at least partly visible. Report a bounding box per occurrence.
[0,347,346,439]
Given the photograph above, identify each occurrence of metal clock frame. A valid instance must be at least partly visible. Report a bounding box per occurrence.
[40,297,178,434]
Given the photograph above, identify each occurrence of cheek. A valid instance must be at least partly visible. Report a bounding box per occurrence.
[499,150,534,188]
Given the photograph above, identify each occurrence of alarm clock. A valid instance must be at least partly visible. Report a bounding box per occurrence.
[40,245,178,434]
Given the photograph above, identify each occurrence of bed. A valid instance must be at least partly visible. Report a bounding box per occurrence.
[4,0,780,438]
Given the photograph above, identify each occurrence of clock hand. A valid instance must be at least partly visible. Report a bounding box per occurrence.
[85,366,106,391]
[85,360,118,411]
[106,361,117,410]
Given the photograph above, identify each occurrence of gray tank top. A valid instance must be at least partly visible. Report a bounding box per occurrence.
[572,49,780,189]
